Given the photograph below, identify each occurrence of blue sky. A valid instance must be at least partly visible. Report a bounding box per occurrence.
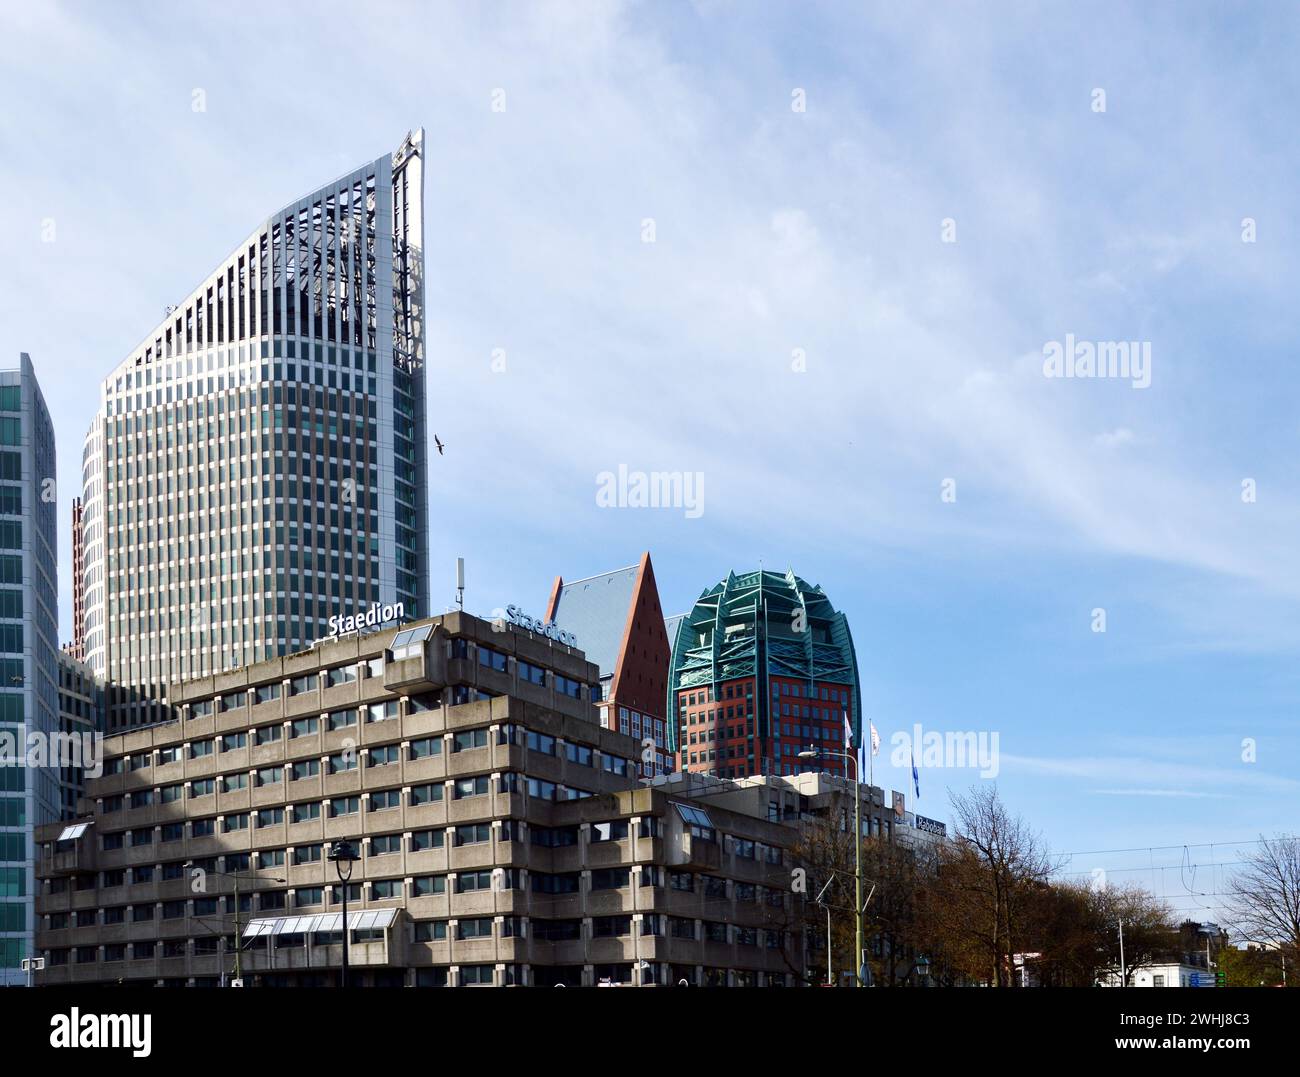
[1,1,1297,920]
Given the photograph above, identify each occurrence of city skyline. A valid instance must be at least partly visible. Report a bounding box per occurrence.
[2,1,1298,931]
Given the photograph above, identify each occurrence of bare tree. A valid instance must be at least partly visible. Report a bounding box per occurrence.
[944,785,1059,985]
[1227,834,1300,972]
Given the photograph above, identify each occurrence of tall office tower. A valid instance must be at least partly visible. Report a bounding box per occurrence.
[0,353,61,985]
[65,497,85,662]
[81,131,429,731]
[668,569,861,781]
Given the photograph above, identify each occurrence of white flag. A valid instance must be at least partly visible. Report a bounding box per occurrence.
[869,722,881,757]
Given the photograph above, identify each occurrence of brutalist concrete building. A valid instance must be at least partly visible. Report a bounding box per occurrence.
[33,613,806,986]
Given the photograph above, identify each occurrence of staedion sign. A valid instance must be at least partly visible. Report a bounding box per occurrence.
[505,605,577,648]
[324,601,405,642]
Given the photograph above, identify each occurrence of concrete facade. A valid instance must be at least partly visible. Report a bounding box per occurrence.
[33,612,806,986]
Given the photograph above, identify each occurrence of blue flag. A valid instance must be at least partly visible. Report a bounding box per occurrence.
[910,748,920,800]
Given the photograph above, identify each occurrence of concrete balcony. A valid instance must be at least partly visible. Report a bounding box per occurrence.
[384,644,446,695]
[40,835,97,877]
[679,833,722,872]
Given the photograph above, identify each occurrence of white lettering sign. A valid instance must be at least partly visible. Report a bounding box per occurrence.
[505,605,577,648]
[324,601,405,642]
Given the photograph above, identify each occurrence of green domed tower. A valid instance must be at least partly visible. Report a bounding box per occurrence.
[667,569,861,779]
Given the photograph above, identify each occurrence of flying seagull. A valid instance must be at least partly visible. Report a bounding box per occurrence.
[434,435,445,456]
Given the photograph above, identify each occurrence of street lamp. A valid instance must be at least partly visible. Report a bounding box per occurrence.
[327,841,360,988]
[799,745,864,987]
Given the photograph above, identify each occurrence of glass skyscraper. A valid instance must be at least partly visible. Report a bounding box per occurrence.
[80,130,429,730]
[0,353,61,985]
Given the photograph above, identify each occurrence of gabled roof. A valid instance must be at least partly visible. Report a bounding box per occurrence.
[547,565,640,679]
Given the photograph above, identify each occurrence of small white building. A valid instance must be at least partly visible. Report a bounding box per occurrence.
[1101,963,1213,988]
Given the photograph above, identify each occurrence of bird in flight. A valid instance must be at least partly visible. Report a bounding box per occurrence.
[435,435,445,456]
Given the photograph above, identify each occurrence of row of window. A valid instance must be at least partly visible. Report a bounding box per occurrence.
[47,858,788,910]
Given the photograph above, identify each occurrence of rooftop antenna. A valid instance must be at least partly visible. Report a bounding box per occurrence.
[455,557,465,612]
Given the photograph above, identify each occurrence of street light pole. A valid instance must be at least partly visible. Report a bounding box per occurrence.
[800,744,863,987]
[327,841,360,988]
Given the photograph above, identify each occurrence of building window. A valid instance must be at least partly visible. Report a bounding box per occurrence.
[293,844,323,865]
[290,674,317,696]
[411,829,444,851]
[590,821,628,843]
[454,824,491,846]
[369,790,401,812]
[326,665,358,688]
[327,708,357,731]
[369,745,399,767]
[367,701,398,724]
[517,659,545,686]
[452,729,488,753]
[410,783,444,806]
[592,916,631,938]
[290,717,319,738]
[255,683,282,704]
[526,731,556,755]
[456,871,493,893]
[591,868,631,891]
[411,875,446,897]
[453,776,489,800]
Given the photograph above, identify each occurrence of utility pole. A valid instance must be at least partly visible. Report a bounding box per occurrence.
[233,872,243,983]
[1118,918,1126,987]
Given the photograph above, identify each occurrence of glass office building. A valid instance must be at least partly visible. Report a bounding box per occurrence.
[0,353,61,984]
[79,131,430,730]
